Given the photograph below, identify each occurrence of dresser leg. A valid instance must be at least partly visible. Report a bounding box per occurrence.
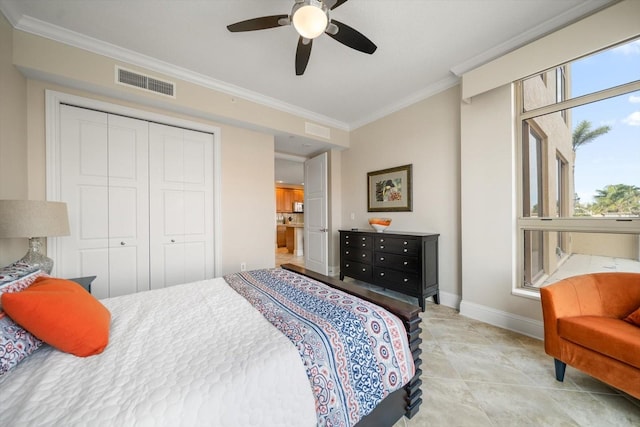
[433,293,440,305]
[339,272,344,280]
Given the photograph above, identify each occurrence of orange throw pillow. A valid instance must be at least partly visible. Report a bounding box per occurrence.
[1,277,111,357]
[624,306,640,326]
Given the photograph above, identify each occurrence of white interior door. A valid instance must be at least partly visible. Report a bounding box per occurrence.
[59,105,149,298]
[304,152,328,275]
[149,123,214,289]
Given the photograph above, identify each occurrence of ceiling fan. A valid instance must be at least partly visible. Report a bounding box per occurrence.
[227,0,377,76]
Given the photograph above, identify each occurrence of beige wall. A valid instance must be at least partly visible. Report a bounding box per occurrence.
[460,84,543,318]
[0,13,28,264]
[343,86,462,300]
[572,233,639,260]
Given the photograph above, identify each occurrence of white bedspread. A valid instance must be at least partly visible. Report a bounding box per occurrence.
[0,278,317,426]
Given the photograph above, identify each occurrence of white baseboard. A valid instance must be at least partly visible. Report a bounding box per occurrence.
[459,300,544,340]
[429,290,461,310]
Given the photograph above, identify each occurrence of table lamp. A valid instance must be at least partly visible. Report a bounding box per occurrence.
[0,200,70,274]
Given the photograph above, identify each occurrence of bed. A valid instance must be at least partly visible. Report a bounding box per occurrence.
[0,263,422,426]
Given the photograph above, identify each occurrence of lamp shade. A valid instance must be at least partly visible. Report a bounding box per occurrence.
[0,200,70,238]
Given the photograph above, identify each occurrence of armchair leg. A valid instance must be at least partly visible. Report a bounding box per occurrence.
[554,359,566,382]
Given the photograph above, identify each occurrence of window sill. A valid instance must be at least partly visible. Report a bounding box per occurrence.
[512,286,540,301]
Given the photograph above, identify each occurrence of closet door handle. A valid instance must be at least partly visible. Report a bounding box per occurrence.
[120,241,126,246]
[171,239,175,243]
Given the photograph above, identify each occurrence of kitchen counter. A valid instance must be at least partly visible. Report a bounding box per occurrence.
[285,224,304,256]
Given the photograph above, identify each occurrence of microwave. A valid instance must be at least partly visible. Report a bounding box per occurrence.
[293,202,304,212]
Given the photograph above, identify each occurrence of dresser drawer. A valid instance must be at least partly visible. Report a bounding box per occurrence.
[342,247,373,263]
[373,267,420,293]
[375,252,420,271]
[374,236,420,255]
[341,260,373,282]
[342,233,373,249]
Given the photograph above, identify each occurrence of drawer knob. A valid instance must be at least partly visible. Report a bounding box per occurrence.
[361,237,366,241]
[404,278,409,282]
[403,261,408,265]
[403,249,408,253]
[345,241,350,245]
[404,241,408,245]
[380,239,385,242]
[362,254,366,258]
[345,250,350,254]
[346,263,350,267]
[362,243,366,247]
[362,268,367,272]
[380,272,385,276]
[380,245,385,249]
[380,257,385,261]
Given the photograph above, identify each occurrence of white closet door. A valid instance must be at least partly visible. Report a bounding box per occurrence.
[149,123,214,289]
[106,114,150,297]
[59,105,149,298]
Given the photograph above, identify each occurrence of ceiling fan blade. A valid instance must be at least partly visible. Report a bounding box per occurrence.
[326,19,377,54]
[295,37,313,76]
[227,15,289,32]
[328,0,349,10]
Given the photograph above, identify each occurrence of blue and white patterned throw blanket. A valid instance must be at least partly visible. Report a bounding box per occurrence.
[224,268,414,427]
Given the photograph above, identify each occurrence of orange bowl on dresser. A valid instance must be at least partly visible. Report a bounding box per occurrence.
[368,217,391,232]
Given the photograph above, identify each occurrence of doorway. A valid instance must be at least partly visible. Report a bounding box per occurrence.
[275,186,305,268]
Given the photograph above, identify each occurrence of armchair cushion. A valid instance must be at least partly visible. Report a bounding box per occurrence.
[624,306,640,326]
[558,316,640,369]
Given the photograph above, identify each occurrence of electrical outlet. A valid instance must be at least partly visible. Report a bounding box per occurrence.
[240,262,246,271]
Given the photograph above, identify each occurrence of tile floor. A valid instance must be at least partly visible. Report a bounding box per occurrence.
[275,251,640,425]
[275,247,304,268]
[395,302,640,427]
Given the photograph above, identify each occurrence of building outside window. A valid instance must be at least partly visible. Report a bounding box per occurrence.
[516,37,640,290]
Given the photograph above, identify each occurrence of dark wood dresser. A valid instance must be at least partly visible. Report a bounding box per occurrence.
[339,230,439,311]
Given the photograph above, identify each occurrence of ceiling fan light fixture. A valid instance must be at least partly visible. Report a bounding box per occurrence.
[292,0,329,39]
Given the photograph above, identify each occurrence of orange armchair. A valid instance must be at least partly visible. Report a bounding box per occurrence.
[540,272,640,399]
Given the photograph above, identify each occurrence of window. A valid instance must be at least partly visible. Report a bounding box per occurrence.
[556,154,568,258]
[522,124,544,218]
[516,37,640,290]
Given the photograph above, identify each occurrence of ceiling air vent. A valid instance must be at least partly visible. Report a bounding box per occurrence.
[116,67,175,98]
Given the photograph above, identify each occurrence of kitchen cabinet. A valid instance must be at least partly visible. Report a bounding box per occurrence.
[277,225,286,247]
[276,187,304,212]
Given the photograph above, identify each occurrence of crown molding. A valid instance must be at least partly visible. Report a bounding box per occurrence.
[4,10,351,132]
[450,0,614,77]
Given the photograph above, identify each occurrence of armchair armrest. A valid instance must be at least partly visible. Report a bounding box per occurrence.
[540,274,605,357]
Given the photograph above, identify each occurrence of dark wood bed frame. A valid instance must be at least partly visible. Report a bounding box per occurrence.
[281,264,422,427]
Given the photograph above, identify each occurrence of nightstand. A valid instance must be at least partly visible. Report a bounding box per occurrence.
[67,276,97,294]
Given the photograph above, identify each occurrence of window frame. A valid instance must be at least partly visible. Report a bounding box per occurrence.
[514,39,640,296]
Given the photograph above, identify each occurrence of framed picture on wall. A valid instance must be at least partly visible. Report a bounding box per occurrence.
[367,164,413,212]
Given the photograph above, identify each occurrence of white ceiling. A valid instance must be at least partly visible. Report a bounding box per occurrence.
[0,0,614,182]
